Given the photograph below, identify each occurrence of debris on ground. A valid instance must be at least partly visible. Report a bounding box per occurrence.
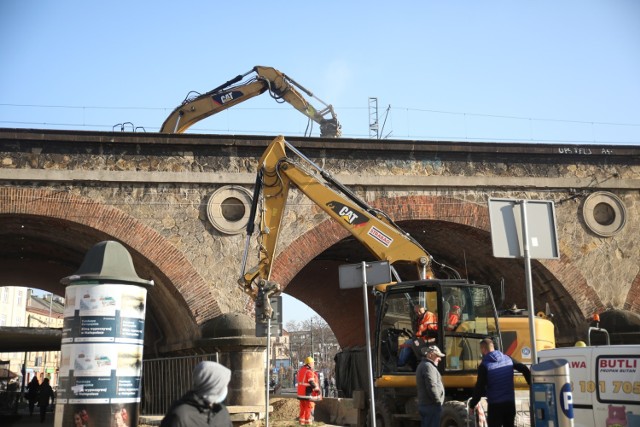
[269,397,300,421]
[140,396,326,427]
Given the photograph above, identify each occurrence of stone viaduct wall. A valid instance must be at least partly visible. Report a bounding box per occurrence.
[0,128,638,352]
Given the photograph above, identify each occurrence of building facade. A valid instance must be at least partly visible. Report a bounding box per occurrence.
[0,288,64,388]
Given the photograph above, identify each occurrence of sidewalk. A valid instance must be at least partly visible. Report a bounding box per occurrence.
[0,402,55,427]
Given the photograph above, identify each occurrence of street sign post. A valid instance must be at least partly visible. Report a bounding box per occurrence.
[488,198,559,364]
[256,295,283,337]
[338,260,392,289]
[255,293,282,427]
[338,260,391,427]
[489,199,559,260]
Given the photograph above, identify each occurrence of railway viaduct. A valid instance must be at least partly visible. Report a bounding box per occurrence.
[0,128,638,354]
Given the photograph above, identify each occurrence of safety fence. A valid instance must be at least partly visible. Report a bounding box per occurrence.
[141,353,219,415]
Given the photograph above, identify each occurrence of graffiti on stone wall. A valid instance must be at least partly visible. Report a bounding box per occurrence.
[558,147,614,155]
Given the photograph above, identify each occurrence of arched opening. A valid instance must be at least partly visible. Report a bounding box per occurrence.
[280,215,593,348]
[281,294,339,390]
[0,188,219,357]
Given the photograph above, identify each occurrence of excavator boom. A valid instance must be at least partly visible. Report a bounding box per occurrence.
[239,136,433,296]
[160,66,341,137]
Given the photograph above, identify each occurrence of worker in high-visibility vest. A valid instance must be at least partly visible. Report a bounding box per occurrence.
[297,356,321,425]
[415,307,438,338]
[398,304,439,368]
[446,305,461,331]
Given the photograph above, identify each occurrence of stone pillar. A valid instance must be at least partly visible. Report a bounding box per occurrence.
[196,312,266,406]
[55,241,153,427]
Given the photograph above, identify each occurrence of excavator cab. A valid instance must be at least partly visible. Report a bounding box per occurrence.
[374,279,501,379]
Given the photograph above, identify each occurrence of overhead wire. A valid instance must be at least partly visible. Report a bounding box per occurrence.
[1,102,639,144]
[2,102,640,129]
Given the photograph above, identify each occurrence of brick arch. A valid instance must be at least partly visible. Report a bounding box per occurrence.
[0,187,219,338]
[543,255,606,317]
[272,194,604,319]
[270,194,488,285]
[625,271,640,312]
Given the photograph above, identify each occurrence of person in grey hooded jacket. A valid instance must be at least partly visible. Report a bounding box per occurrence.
[160,361,233,427]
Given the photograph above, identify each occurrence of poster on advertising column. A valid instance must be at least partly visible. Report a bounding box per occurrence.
[55,283,147,427]
[62,284,146,345]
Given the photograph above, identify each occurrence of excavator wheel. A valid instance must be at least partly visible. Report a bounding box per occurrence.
[366,397,396,427]
[440,401,470,427]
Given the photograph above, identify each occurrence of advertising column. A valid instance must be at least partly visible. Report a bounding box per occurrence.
[54,241,153,427]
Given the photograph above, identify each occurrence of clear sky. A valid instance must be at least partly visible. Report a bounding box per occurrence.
[1,1,639,144]
[2,1,639,323]
[282,294,319,326]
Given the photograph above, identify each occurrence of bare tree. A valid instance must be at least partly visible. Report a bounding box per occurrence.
[285,319,301,332]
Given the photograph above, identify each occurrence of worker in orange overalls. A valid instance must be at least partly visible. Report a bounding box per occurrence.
[398,305,438,368]
[415,306,438,339]
[446,305,461,331]
[310,369,323,422]
[297,356,321,425]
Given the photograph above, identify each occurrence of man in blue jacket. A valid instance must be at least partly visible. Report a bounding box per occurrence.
[469,338,531,427]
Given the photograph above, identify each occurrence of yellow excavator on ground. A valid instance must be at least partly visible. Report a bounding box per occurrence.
[160,66,341,138]
[238,136,555,427]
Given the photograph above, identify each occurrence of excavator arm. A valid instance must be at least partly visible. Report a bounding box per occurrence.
[160,66,341,137]
[239,136,435,298]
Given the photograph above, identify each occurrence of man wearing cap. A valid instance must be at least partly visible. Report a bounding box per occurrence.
[416,345,445,427]
[161,361,232,427]
[297,356,321,425]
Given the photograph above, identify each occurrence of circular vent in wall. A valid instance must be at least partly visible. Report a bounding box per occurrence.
[582,191,626,237]
[207,185,253,234]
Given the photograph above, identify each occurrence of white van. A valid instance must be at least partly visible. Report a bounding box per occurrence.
[537,345,640,427]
